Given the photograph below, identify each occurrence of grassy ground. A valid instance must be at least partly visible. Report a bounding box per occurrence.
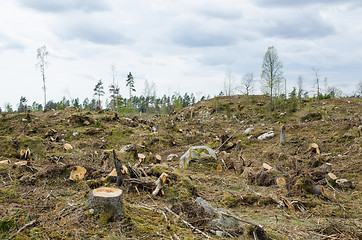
[0,95,361,239]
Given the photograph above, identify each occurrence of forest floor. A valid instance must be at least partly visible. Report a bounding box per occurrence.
[0,95,361,239]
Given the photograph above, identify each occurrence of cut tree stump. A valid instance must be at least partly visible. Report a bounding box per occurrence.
[69,166,87,181]
[324,163,332,172]
[310,143,320,155]
[276,176,287,188]
[88,187,124,220]
[154,154,162,163]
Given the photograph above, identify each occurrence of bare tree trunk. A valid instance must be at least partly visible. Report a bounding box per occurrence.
[43,75,46,110]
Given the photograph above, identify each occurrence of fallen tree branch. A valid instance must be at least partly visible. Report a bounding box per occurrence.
[9,219,37,239]
[216,125,244,152]
[219,212,263,229]
[165,207,211,239]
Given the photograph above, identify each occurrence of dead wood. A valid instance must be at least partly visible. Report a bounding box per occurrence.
[165,206,212,239]
[220,212,263,229]
[152,172,168,196]
[113,149,124,186]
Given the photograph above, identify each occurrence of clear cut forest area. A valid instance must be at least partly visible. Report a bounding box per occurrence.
[0,95,361,239]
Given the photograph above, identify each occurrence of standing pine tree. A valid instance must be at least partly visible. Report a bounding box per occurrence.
[126,72,136,99]
[126,72,135,113]
[94,79,105,109]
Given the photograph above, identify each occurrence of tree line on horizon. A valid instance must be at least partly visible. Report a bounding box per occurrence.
[1,45,362,114]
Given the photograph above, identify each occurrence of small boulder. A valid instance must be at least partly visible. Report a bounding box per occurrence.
[257,131,275,141]
[336,179,353,189]
[64,143,73,151]
[166,154,179,162]
[243,127,254,134]
[179,146,217,168]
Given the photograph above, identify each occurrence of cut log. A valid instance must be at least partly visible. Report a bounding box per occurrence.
[69,166,87,181]
[152,172,168,196]
[280,125,286,145]
[13,161,33,173]
[88,187,124,220]
[14,161,28,167]
[311,185,325,196]
[262,163,273,171]
[0,159,11,165]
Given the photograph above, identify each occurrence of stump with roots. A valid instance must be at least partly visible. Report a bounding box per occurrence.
[88,187,124,222]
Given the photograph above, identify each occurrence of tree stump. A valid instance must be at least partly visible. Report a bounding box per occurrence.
[280,125,286,145]
[69,166,87,181]
[88,187,124,221]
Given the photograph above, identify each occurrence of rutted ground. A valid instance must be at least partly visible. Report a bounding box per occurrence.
[0,95,361,239]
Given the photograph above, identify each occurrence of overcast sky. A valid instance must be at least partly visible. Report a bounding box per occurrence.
[1,0,361,109]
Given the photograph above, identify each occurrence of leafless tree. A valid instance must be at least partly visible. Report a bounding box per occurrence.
[312,66,321,99]
[297,75,304,100]
[261,46,284,107]
[224,70,235,96]
[36,45,49,109]
[242,73,254,96]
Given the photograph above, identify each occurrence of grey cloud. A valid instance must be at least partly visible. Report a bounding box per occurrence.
[262,14,335,39]
[17,0,108,13]
[196,5,243,20]
[171,21,236,48]
[0,34,25,52]
[254,0,360,8]
[57,23,133,45]
[173,31,236,48]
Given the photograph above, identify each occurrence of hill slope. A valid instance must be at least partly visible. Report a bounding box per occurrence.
[0,96,361,239]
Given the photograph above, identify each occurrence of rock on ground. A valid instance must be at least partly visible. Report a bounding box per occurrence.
[179,146,217,168]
